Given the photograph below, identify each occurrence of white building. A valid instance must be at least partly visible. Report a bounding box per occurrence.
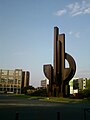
[41,79,49,88]
[69,78,90,94]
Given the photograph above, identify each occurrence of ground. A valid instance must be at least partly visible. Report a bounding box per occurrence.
[0,94,90,120]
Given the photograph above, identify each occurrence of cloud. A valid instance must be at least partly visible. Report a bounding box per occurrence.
[76,70,90,78]
[54,9,67,16]
[67,2,80,14]
[67,2,81,16]
[75,32,80,38]
[54,1,90,17]
[69,31,80,38]
[84,7,90,14]
[67,1,90,16]
[69,31,73,35]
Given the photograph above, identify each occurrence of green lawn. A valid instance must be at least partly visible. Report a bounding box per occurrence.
[14,94,90,103]
[42,97,83,103]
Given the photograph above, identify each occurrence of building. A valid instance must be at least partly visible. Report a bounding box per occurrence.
[69,78,90,94]
[22,71,30,88]
[0,69,30,94]
[41,79,49,88]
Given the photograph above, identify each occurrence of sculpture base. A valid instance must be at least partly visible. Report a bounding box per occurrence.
[47,84,70,97]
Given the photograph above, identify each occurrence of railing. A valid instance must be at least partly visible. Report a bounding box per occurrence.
[15,112,19,120]
[57,112,60,120]
[15,112,61,120]
[84,108,90,120]
[15,109,90,120]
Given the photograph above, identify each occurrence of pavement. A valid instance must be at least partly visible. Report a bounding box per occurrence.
[0,94,90,120]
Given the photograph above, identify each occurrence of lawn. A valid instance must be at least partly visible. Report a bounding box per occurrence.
[14,94,90,103]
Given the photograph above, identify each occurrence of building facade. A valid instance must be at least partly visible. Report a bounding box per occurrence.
[22,71,30,88]
[69,78,90,94]
[41,79,49,88]
[0,69,30,94]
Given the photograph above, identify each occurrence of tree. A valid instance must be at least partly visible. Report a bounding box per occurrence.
[21,86,35,94]
[82,79,90,98]
[30,88,47,97]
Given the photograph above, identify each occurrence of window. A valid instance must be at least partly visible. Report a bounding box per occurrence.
[8,79,14,84]
[9,76,14,80]
[18,80,21,84]
[73,79,79,89]
[19,71,22,76]
[2,70,7,75]
[9,70,14,76]
[15,79,17,84]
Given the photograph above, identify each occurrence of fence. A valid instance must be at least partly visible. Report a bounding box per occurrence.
[15,112,61,120]
[15,109,90,120]
[84,108,90,120]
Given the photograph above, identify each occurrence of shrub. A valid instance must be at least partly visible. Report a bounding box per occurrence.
[30,88,47,97]
[82,89,90,98]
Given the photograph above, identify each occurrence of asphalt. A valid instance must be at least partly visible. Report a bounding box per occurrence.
[0,94,90,120]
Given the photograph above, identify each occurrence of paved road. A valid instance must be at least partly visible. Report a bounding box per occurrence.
[0,94,90,120]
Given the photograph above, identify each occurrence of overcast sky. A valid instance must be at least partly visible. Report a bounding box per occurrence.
[0,0,90,87]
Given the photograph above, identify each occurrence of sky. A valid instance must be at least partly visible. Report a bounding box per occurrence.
[0,0,90,87]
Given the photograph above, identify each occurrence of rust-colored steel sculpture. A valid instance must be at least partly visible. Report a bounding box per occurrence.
[43,27,76,97]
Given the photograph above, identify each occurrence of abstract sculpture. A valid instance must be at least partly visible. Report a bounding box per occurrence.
[43,26,76,97]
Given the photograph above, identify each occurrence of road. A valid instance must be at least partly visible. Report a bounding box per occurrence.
[0,94,90,120]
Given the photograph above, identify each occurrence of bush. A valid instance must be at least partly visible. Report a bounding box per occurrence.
[82,89,90,98]
[21,86,35,94]
[30,88,47,97]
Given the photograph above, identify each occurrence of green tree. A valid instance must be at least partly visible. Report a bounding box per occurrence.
[82,79,90,98]
[21,86,35,94]
[30,88,47,97]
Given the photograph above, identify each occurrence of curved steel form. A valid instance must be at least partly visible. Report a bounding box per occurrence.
[43,26,76,97]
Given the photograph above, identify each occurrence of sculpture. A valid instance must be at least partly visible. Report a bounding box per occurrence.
[43,26,76,97]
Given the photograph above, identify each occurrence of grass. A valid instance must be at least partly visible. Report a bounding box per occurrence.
[41,97,83,103]
[13,94,90,103]
[14,94,45,99]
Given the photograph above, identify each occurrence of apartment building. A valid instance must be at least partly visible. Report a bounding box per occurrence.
[22,71,30,88]
[41,79,49,88]
[69,78,90,94]
[0,69,30,94]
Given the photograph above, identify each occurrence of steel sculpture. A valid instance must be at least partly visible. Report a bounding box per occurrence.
[43,26,76,97]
